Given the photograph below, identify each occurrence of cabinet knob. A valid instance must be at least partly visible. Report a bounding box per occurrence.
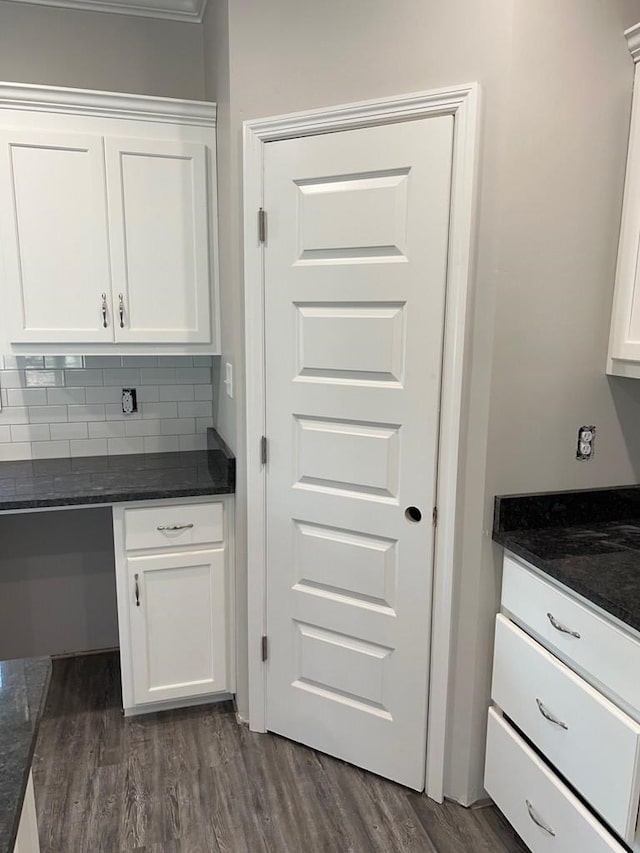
[101,293,108,328]
[119,293,125,328]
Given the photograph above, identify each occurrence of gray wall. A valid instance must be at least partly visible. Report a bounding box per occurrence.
[203,0,640,804]
[0,2,207,659]
[0,508,117,658]
[0,0,205,99]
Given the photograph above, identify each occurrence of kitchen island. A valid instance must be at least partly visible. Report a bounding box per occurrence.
[0,657,50,853]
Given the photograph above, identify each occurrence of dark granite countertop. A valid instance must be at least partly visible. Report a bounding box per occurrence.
[493,486,640,635]
[0,428,235,511]
[0,657,51,853]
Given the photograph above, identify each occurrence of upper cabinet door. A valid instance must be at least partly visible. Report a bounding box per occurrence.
[105,137,212,345]
[0,131,113,344]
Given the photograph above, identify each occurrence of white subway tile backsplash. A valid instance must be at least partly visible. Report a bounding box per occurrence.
[11,424,51,442]
[178,401,212,418]
[64,369,104,386]
[140,368,177,385]
[105,405,142,421]
[68,404,106,422]
[0,355,214,461]
[29,405,68,423]
[107,437,144,455]
[70,438,108,457]
[25,369,64,387]
[88,421,126,439]
[141,402,178,420]
[44,356,83,369]
[161,418,196,435]
[0,407,29,425]
[158,385,195,402]
[122,355,157,367]
[194,385,213,401]
[6,388,48,407]
[176,367,210,384]
[47,388,86,405]
[50,422,89,440]
[31,440,70,459]
[0,443,32,460]
[85,386,122,404]
[1,371,26,388]
[144,435,179,453]
[124,419,161,437]
[103,368,140,386]
[84,356,122,368]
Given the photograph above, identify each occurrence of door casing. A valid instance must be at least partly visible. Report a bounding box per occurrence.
[243,84,480,800]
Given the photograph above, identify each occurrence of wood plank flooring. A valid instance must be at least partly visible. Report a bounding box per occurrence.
[33,653,528,853]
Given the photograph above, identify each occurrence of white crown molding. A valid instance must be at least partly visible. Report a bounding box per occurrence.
[626,23,640,62]
[4,0,206,22]
[0,81,216,126]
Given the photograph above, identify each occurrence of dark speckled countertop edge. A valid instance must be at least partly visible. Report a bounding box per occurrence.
[0,657,51,853]
[493,486,640,635]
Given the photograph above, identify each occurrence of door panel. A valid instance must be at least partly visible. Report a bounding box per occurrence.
[105,137,211,344]
[0,131,112,343]
[264,116,453,789]
[128,548,226,704]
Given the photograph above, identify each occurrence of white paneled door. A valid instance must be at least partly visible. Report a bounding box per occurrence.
[264,116,454,789]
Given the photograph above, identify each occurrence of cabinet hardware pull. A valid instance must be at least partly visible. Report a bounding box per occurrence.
[101,293,108,328]
[536,698,568,730]
[525,800,555,837]
[157,523,194,532]
[118,293,125,328]
[546,612,581,638]
[134,573,140,607]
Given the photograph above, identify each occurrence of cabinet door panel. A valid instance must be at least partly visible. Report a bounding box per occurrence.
[0,130,112,343]
[128,548,227,705]
[105,137,212,344]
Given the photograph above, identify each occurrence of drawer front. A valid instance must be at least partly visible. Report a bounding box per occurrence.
[502,554,640,714]
[492,614,640,841]
[124,501,223,551]
[485,708,627,853]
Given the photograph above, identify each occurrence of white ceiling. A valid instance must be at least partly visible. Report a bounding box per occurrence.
[6,0,207,22]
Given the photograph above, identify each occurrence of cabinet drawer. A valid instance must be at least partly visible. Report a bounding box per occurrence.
[502,554,640,714]
[492,614,640,841]
[124,501,223,551]
[485,708,627,853]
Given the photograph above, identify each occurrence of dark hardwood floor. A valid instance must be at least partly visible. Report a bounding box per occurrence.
[33,653,528,852]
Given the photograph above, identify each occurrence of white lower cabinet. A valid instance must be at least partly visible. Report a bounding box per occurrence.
[487,553,640,852]
[113,496,234,715]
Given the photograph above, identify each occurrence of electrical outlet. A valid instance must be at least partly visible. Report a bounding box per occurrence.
[224,362,233,399]
[576,425,595,461]
[122,388,137,414]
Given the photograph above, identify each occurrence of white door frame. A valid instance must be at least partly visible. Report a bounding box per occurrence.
[243,84,480,801]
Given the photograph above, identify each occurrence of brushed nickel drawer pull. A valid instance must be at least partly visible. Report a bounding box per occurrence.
[525,800,555,837]
[536,698,568,730]
[101,292,108,328]
[118,293,125,328]
[157,523,194,532]
[134,573,140,607]
[547,612,581,638]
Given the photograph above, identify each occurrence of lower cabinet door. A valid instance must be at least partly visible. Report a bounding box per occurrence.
[128,548,227,705]
[485,708,627,853]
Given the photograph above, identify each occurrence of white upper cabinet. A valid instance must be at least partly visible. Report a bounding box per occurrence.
[0,83,219,354]
[608,24,640,377]
[105,137,211,344]
[0,131,113,344]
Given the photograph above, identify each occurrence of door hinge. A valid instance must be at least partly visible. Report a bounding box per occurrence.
[258,207,266,244]
[260,435,268,465]
[261,635,268,662]
[432,506,438,526]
